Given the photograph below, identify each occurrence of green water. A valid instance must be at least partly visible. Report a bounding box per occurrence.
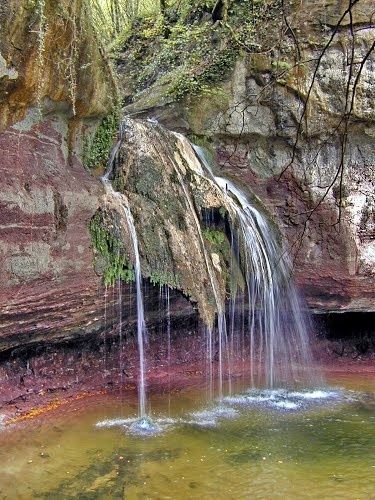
[0,374,374,499]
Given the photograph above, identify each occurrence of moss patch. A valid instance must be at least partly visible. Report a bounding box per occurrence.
[89,210,134,286]
[203,228,226,247]
[83,111,119,170]
[150,271,180,288]
[117,0,282,105]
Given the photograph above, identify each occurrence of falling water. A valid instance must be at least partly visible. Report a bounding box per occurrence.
[172,132,231,399]
[98,117,318,429]
[165,285,171,416]
[121,203,147,417]
[102,121,148,419]
[165,286,171,373]
[194,145,318,388]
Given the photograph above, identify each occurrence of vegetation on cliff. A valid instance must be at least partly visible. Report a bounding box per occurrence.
[113,0,281,103]
[90,210,135,285]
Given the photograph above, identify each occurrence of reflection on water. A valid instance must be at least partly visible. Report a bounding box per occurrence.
[0,374,374,499]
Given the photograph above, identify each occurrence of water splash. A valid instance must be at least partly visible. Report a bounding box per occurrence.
[99,117,320,423]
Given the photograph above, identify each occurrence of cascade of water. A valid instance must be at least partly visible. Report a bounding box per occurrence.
[118,277,123,385]
[98,117,318,430]
[172,133,230,398]
[101,121,148,419]
[165,285,171,416]
[165,286,171,372]
[103,283,108,370]
[205,325,214,401]
[193,145,318,388]
[121,202,148,417]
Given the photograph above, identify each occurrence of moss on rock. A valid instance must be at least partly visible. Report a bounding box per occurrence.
[83,111,119,170]
[89,210,134,286]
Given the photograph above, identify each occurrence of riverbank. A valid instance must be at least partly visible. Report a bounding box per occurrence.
[1,334,373,427]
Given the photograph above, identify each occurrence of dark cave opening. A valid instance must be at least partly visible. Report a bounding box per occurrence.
[314,312,375,354]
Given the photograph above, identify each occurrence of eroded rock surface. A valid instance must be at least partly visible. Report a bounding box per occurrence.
[0,0,116,354]
[122,0,375,313]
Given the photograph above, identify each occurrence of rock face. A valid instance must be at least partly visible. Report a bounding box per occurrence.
[123,0,375,313]
[0,0,373,362]
[0,0,115,354]
[99,119,232,325]
[0,110,105,353]
[0,0,197,357]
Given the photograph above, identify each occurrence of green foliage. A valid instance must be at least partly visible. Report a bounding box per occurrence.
[149,271,180,287]
[219,206,228,219]
[272,60,292,71]
[112,172,125,192]
[118,0,281,103]
[203,228,226,247]
[169,49,236,100]
[88,0,161,43]
[89,211,135,286]
[83,111,119,170]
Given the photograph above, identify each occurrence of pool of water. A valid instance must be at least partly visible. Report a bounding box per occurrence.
[0,373,374,499]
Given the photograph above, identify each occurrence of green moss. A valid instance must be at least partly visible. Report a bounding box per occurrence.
[83,111,119,170]
[168,49,236,101]
[219,206,228,219]
[89,211,134,286]
[203,228,226,247]
[112,172,125,192]
[134,159,164,200]
[272,60,292,71]
[119,0,281,104]
[149,271,180,288]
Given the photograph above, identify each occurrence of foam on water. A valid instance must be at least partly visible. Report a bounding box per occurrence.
[96,416,176,436]
[223,387,342,412]
[272,401,300,410]
[96,418,135,429]
[96,388,345,437]
[289,390,338,400]
[187,405,239,428]
[128,417,162,436]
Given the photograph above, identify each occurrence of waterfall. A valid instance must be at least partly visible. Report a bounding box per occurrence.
[98,117,319,427]
[193,145,318,388]
[121,203,147,417]
[171,132,229,398]
[101,121,148,419]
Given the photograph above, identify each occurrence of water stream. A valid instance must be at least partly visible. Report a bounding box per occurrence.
[102,122,149,421]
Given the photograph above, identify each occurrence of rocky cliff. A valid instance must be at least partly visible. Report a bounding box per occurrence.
[119,0,375,314]
[0,0,374,359]
[0,0,373,418]
[0,0,199,358]
[0,0,114,354]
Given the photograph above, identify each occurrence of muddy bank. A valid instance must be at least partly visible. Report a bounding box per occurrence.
[1,327,373,426]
